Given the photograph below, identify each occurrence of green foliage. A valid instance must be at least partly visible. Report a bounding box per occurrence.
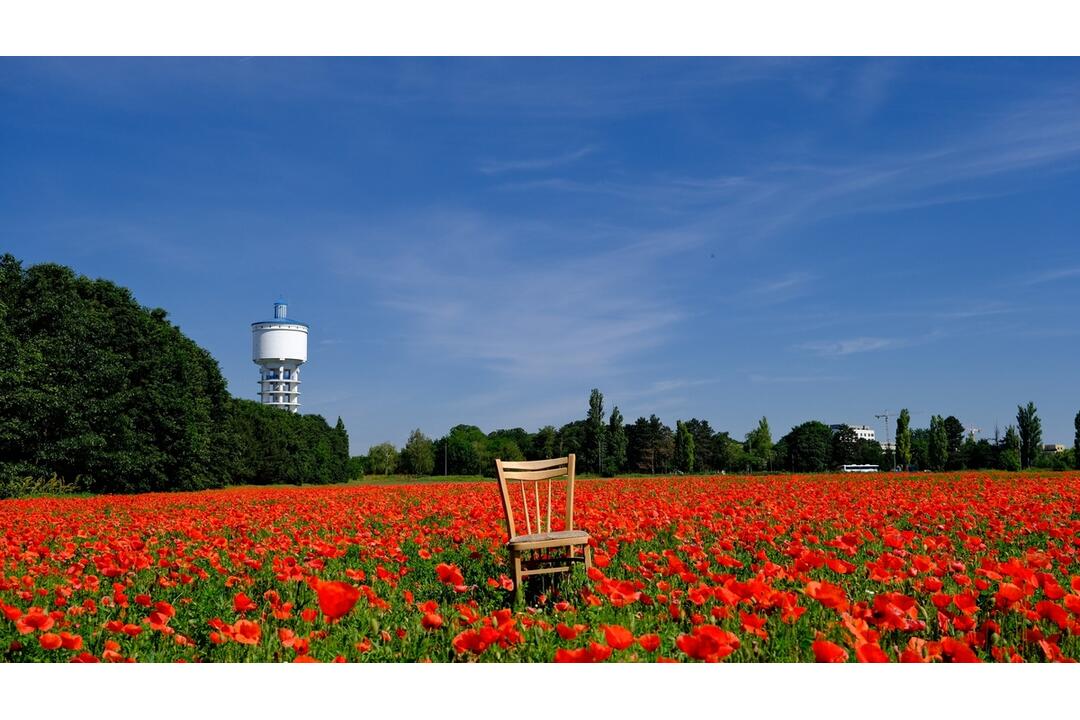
[223,400,348,485]
[367,442,398,475]
[347,456,366,480]
[1016,402,1041,470]
[943,416,964,470]
[442,425,485,475]
[683,419,716,471]
[0,255,351,492]
[999,448,1021,472]
[626,415,674,474]
[584,388,606,474]
[745,417,773,469]
[0,255,231,492]
[779,421,832,472]
[529,426,557,461]
[0,473,86,499]
[895,409,912,470]
[402,429,435,476]
[1075,411,1080,470]
[830,425,858,468]
[675,420,695,473]
[605,407,627,476]
[928,415,948,471]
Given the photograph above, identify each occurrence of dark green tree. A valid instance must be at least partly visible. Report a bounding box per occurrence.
[1000,425,1021,471]
[780,421,833,472]
[943,416,964,469]
[895,409,912,471]
[484,435,524,476]
[1016,402,1042,469]
[443,425,486,475]
[909,428,930,470]
[1074,411,1080,470]
[830,425,859,468]
[683,419,716,471]
[928,415,948,471]
[0,255,232,492]
[675,420,695,473]
[605,407,627,476]
[530,425,557,460]
[584,388,607,474]
[557,420,587,462]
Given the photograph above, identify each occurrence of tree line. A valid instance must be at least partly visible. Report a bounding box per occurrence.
[357,390,1080,477]
[0,255,349,494]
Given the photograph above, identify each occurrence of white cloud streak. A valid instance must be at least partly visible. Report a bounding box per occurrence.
[478,146,595,175]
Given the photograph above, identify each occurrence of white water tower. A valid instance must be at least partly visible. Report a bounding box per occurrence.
[251,299,308,413]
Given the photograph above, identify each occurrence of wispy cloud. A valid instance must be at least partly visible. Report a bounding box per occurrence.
[796,337,906,356]
[1022,266,1080,286]
[478,146,594,175]
[747,272,817,303]
[329,209,683,380]
[495,92,1080,250]
[748,374,847,384]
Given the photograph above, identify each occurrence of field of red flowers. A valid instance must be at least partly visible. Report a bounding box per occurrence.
[2,473,1080,662]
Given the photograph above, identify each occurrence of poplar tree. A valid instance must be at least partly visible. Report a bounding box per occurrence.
[895,408,912,471]
[1074,411,1080,470]
[928,415,948,471]
[1016,402,1042,469]
[606,406,627,476]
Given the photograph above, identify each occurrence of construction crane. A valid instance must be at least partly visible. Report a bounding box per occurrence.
[875,410,925,459]
[874,411,896,471]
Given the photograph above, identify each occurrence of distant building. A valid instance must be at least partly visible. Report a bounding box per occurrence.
[829,424,876,442]
[1043,443,1066,453]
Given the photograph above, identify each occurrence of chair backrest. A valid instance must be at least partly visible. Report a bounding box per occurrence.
[495,454,576,540]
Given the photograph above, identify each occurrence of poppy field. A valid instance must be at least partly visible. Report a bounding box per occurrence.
[2,472,1080,662]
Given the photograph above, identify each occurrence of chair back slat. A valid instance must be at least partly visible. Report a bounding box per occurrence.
[520,480,531,535]
[547,479,552,534]
[495,454,576,541]
[534,482,541,533]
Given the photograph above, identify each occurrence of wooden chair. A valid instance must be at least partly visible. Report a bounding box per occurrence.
[495,454,592,599]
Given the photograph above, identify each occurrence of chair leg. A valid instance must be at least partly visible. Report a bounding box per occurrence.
[512,550,523,606]
[584,544,593,570]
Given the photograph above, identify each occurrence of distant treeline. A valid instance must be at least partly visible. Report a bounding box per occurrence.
[0,255,349,494]
[357,390,1080,477]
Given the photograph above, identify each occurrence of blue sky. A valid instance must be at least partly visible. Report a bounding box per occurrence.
[3,58,1080,453]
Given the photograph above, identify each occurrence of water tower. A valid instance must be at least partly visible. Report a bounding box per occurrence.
[251,299,308,413]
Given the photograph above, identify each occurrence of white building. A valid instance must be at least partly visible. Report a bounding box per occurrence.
[251,299,308,413]
[829,424,877,442]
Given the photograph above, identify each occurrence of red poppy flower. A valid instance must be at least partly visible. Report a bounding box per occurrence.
[855,643,890,663]
[638,634,661,652]
[805,581,848,611]
[233,592,257,613]
[812,639,848,663]
[436,563,466,590]
[675,625,740,662]
[232,619,261,645]
[603,624,634,651]
[39,633,62,650]
[554,642,612,663]
[314,580,360,621]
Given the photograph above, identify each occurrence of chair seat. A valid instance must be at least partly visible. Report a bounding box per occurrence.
[509,529,590,548]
